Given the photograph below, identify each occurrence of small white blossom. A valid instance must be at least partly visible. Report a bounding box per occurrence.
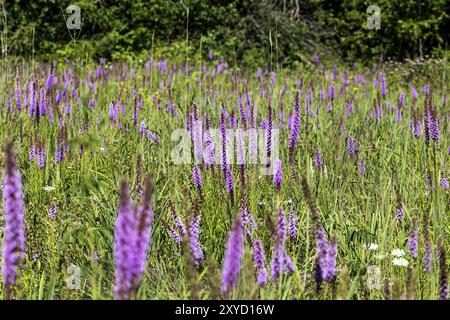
[392,257,409,267]
[391,248,405,257]
[43,185,56,191]
[365,243,379,251]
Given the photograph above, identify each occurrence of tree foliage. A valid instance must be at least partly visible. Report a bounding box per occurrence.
[3,0,449,65]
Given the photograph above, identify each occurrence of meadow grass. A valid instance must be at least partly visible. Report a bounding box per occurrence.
[0,57,448,300]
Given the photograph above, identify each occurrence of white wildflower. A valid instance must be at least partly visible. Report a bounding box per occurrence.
[43,185,56,191]
[391,248,405,257]
[365,243,379,251]
[392,257,409,267]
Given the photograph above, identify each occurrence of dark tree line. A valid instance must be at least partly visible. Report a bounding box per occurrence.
[3,0,449,65]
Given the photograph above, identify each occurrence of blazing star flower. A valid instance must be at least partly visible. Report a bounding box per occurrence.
[407,221,418,259]
[270,237,283,282]
[114,176,154,300]
[15,76,22,111]
[189,213,204,266]
[273,159,283,192]
[288,210,297,241]
[423,242,433,273]
[221,218,244,294]
[193,165,202,192]
[314,150,323,169]
[440,175,449,190]
[114,180,136,300]
[2,141,26,299]
[253,239,268,287]
[396,201,404,224]
[347,136,356,158]
[48,202,57,220]
[288,91,301,153]
[439,243,448,300]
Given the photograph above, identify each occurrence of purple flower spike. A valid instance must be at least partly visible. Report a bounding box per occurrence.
[407,220,418,259]
[49,202,57,220]
[288,210,297,241]
[440,175,449,190]
[314,149,323,169]
[273,159,283,193]
[15,76,22,111]
[347,136,356,158]
[2,141,26,299]
[189,214,204,266]
[114,180,136,300]
[324,236,337,282]
[396,201,404,224]
[114,176,154,300]
[221,218,244,294]
[288,91,301,152]
[283,251,295,275]
[253,239,268,287]
[277,209,286,243]
[423,242,432,273]
[133,176,154,287]
[270,238,283,282]
[380,73,386,98]
[193,165,202,192]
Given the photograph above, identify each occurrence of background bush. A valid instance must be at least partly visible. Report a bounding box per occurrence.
[3,0,449,66]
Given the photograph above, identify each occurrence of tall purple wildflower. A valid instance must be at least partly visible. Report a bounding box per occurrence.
[114,180,136,300]
[440,175,449,190]
[253,239,268,286]
[133,176,154,289]
[347,136,356,158]
[270,237,283,282]
[37,143,46,169]
[288,209,297,241]
[221,218,244,294]
[193,165,202,192]
[314,149,323,169]
[39,87,47,116]
[220,111,228,172]
[324,236,337,281]
[2,141,26,299]
[273,159,282,193]
[395,200,404,224]
[411,86,418,101]
[407,219,418,259]
[15,76,22,111]
[192,105,203,164]
[358,158,366,177]
[225,165,234,202]
[276,209,286,243]
[427,108,440,143]
[189,213,204,266]
[48,202,57,220]
[169,201,186,237]
[423,242,433,273]
[114,177,154,299]
[288,91,301,157]
[29,82,37,117]
[265,103,272,167]
[239,202,257,233]
[411,112,422,138]
[380,73,386,98]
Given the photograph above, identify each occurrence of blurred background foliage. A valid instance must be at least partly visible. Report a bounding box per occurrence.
[2,0,450,67]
